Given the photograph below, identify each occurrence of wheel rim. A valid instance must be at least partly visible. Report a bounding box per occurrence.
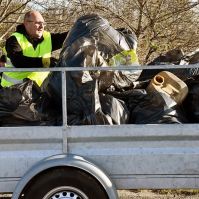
[42,186,89,199]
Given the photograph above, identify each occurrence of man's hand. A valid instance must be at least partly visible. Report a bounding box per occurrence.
[42,57,58,68]
[42,57,51,68]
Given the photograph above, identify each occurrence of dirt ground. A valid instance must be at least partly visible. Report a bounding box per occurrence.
[1,190,199,199]
[118,190,199,198]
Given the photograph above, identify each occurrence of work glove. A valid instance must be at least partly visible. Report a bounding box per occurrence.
[42,57,51,68]
[42,57,58,68]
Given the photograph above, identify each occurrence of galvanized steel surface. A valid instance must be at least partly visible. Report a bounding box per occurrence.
[1,123,199,191]
[0,127,63,192]
[65,124,199,189]
[0,64,198,72]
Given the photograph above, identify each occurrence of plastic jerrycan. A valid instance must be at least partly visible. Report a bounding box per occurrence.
[146,71,188,104]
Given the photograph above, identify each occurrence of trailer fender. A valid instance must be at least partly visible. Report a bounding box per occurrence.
[12,154,118,199]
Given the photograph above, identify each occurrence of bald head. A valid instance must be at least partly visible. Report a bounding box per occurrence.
[23,10,46,39]
[24,10,44,22]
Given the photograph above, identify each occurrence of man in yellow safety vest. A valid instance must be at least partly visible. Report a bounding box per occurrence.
[1,10,68,87]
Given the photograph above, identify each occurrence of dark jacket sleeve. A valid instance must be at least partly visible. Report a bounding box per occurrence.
[0,55,6,62]
[51,31,68,51]
[5,36,43,68]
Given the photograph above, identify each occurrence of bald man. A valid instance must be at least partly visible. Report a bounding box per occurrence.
[1,10,68,87]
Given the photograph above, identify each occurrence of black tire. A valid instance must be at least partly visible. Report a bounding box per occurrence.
[22,167,109,199]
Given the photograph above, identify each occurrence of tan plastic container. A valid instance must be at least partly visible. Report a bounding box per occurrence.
[146,71,188,104]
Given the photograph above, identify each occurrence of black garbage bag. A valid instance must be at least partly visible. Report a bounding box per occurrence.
[67,79,112,125]
[182,78,199,122]
[139,49,199,81]
[130,91,186,124]
[67,79,129,125]
[11,81,42,121]
[0,80,39,122]
[105,89,148,116]
[42,71,110,125]
[100,93,129,124]
[0,86,22,117]
[139,67,199,82]
[58,14,141,91]
[99,70,142,92]
[148,49,184,65]
[41,71,62,110]
[0,80,60,126]
[62,15,138,62]
[104,88,178,124]
[0,95,61,126]
[185,49,199,64]
[33,92,62,125]
[43,14,138,125]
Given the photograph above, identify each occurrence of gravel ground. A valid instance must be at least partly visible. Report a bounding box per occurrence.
[1,190,199,199]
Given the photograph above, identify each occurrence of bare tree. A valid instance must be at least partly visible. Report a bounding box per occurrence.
[55,0,199,64]
[0,0,199,64]
[0,0,32,46]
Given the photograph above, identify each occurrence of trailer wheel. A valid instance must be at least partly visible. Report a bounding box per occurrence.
[22,167,108,199]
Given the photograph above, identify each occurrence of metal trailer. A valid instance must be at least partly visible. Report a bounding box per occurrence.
[0,65,199,199]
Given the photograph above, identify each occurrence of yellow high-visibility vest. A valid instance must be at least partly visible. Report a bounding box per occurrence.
[1,31,52,87]
[109,49,139,66]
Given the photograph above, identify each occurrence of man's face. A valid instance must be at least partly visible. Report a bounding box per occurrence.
[24,12,46,39]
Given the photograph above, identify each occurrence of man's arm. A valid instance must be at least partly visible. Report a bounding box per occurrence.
[51,31,68,51]
[6,36,43,68]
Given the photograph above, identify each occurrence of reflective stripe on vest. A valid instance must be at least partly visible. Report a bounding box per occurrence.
[2,73,23,84]
[1,31,52,87]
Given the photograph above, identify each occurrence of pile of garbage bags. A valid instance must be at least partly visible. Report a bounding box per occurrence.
[43,14,140,125]
[0,14,199,126]
[139,48,199,81]
[0,80,61,126]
